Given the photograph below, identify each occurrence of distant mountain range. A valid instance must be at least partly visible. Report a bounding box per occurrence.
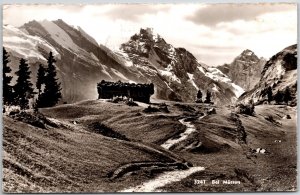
[3,19,297,105]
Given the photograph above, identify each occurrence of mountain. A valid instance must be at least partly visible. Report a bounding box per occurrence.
[3,21,244,105]
[238,44,297,106]
[4,20,142,103]
[218,49,266,91]
[119,28,244,104]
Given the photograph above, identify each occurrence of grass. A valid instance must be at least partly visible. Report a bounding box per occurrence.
[158,104,297,192]
[3,101,186,192]
[3,100,297,192]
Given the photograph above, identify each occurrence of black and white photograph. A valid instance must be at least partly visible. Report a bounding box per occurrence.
[2,3,298,192]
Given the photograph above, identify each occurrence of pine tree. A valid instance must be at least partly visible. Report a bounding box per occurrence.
[274,90,284,104]
[37,52,61,107]
[36,64,46,95]
[204,90,212,103]
[196,90,202,103]
[266,86,272,103]
[3,47,14,105]
[14,58,34,110]
[197,90,202,100]
[283,87,291,104]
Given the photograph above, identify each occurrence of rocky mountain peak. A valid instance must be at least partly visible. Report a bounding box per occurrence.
[218,49,266,91]
[236,49,260,62]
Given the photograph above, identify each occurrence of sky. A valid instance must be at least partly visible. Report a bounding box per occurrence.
[3,3,297,66]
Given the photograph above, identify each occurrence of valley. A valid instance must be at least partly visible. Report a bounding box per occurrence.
[2,14,297,193]
[3,99,297,192]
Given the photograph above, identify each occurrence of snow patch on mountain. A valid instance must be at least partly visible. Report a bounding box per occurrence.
[113,49,134,67]
[164,81,174,92]
[3,24,60,62]
[101,65,113,79]
[212,84,219,92]
[231,83,245,97]
[39,20,80,52]
[197,66,206,74]
[159,69,181,84]
[187,73,199,90]
[112,68,129,81]
[90,52,99,62]
[205,67,231,83]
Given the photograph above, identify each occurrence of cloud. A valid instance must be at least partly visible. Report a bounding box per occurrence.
[187,3,296,26]
[3,4,297,66]
[98,4,171,21]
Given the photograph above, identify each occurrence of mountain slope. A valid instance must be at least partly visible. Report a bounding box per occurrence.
[218,49,266,91]
[238,44,297,105]
[120,28,244,104]
[3,100,188,192]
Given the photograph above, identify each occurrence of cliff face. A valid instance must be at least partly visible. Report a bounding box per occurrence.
[218,49,266,91]
[120,28,244,104]
[238,44,297,106]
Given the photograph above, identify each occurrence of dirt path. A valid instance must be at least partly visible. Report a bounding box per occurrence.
[120,115,206,192]
[161,115,205,149]
[120,166,205,192]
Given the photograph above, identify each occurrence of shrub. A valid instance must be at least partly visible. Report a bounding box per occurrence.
[126,99,138,106]
[236,103,255,116]
[143,106,160,113]
[158,103,169,113]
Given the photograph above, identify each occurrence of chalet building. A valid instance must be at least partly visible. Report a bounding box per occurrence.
[97,80,154,103]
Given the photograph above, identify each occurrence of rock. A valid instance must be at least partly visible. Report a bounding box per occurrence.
[255,148,267,154]
[260,148,266,154]
[207,108,216,115]
[283,114,291,119]
[9,110,20,116]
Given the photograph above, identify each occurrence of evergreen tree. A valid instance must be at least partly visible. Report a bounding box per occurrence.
[197,90,202,100]
[195,90,202,103]
[204,90,212,103]
[14,58,34,110]
[36,64,46,95]
[283,87,291,104]
[37,52,61,107]
[266,86,272,103]
[3,47,14,105]
[274,90,284,104]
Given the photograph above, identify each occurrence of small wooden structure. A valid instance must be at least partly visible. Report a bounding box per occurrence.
[97,80,154,103]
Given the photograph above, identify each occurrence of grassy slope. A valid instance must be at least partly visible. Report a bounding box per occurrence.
[3,100,187,193]
[41,100,186,144]
[3,100,297,192]
[159,104,297,192]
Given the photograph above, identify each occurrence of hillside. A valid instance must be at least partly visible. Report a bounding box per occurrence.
[3,100,190,192]
[3,99,297,192]
[238,44,297,106]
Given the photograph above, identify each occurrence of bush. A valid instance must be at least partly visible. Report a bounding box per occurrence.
[236,103,255,116]
[143,106,160,113]
[11,111,59,129]
[126,99,138,106]
[158,103,169,113]
[108,96,123,103]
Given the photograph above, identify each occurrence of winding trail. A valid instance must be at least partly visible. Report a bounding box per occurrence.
[120,114,206,192]
[161,115,205,150]
[121,167,205,192]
